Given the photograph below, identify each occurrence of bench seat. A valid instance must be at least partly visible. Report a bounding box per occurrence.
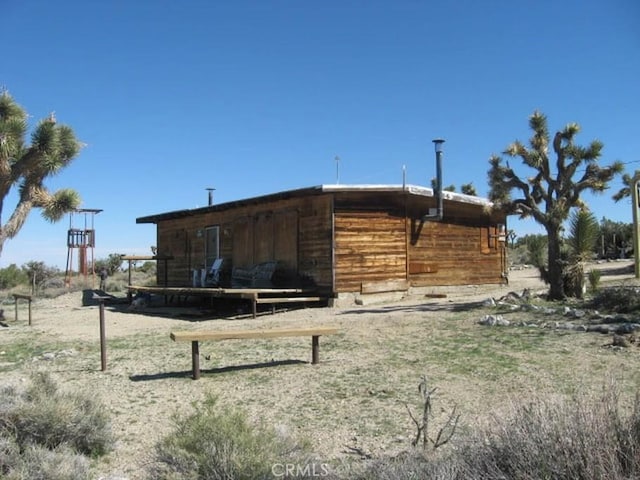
[170,327,339,379]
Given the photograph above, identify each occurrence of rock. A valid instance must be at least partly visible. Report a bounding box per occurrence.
[479,314,510,326]
[496,301,519,311]
[615,324,640,335]
[482,298,496,307]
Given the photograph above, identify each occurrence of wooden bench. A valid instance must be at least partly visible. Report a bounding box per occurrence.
[170,327,339,380]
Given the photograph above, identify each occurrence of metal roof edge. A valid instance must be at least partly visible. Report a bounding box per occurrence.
[136,184,493,224]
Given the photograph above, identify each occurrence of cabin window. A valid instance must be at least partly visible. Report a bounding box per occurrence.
[204,225,220,269]
[482,224,506,253]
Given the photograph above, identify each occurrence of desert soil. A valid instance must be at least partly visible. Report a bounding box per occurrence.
[0,260,637,479]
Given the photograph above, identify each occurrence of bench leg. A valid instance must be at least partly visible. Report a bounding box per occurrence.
[191,341,200,380]
[312,335,320,364]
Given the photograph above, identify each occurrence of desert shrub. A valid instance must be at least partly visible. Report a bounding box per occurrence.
[453,384,640,480]
[105,279,123,292]
[151,394,310,480]
[0,372,114,458]
[138,261,157,274]
[525,234,547,269]
[588,269,602,293]
[351,449,460,480]
[589,286,640,313]
[0,264,28,290]
[0,437,90,480]
[94,253,125,276]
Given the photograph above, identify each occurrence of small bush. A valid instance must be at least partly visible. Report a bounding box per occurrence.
[357,383,640,480]
[0,438,90,480]
[351,450,459,480]
[589,286,640,313]
[0,264,28,290]
[453,384,640,480]
[0,372,114,458]
[151,394,309,480]
[588,268,602,292]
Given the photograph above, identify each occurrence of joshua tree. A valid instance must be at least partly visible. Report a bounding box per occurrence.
[488,111,623,299]
[461,183,477,196]
[0,90,82,257]
[612,170,637,203]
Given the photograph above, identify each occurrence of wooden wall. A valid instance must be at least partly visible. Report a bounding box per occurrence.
[152,190,506,292]
[334,211,407,292]
[154,195,334,289]
[406,199,506,287]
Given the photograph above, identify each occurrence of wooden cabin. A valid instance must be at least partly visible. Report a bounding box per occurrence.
[136,185,508,301]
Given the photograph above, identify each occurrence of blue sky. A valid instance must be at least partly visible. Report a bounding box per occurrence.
[2,0,639,269]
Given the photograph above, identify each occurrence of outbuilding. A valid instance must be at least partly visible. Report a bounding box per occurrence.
[135,184,508,304]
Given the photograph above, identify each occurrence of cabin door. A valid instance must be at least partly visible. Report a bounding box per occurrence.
[204,225,220,270]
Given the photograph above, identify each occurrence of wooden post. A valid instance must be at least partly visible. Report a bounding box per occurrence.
[99,300,107,371]
[27,299,31,326]
[93,294,110,372]
[127,259,133,303]
[312,335,320,364]
[191,341,200,380]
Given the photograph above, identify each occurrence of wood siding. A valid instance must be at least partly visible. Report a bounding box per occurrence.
[150,189,507,293]
[406,199,506,287]
[155,195,333,289]
[407,221,504,286]
[334,211,407,292]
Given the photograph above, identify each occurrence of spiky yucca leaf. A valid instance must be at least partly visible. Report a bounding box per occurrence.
[41,189,81,222]
[567,209,599,263]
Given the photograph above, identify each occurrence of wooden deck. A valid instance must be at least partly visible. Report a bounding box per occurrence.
[126,285,327,318]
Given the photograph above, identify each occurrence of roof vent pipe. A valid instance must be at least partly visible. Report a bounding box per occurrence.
[206,187,216,206]
[422,138,445,221]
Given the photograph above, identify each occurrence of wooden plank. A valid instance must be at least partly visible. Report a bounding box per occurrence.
[127,285,306,294]
[408,262,439,274]
[170,327,339,342]
[360,279,409,294]
[256,296,324,304]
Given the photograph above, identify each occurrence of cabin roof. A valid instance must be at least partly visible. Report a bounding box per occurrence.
[136,184,493,224]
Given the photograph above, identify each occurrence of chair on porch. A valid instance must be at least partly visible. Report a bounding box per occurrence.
[204,258,224,287]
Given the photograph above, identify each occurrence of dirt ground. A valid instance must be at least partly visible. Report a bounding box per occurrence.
[0,260,637,479]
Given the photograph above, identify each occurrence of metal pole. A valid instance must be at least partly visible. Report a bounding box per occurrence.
[433,139,445,219]
[206,187,215,206]
[632,172,640,278]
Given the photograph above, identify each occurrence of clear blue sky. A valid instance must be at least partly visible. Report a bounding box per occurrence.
[2,0,639,269]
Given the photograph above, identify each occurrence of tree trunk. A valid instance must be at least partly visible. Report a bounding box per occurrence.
[547,225,565,300]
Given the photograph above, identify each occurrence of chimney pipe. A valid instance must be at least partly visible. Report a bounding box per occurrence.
[422,138,445,222]
[206,187,215,206]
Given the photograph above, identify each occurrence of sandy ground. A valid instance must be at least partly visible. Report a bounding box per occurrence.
[0,260,636,479]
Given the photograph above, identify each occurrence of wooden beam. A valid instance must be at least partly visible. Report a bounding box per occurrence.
[170,327,339,342]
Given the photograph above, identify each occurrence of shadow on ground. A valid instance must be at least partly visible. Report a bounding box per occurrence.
[129,359,306,382]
